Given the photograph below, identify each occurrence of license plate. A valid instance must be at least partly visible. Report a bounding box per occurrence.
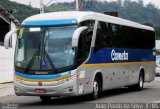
[35,89,46,93]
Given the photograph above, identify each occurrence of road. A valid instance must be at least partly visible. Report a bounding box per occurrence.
[0,77,160,109]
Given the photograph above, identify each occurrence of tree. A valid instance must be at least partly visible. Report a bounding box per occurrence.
[155,26,160,40]
[117,0,122,6]
[138,0,143,6]
[143,23,154,27]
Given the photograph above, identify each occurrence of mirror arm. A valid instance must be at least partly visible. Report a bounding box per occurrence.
[4,29,18,49]
[72,26,88,47]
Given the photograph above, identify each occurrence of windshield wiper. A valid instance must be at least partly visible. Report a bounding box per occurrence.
[25,49,39,73]
[24,41,42,73]
[42,38,56,73]
[44,51,56,72]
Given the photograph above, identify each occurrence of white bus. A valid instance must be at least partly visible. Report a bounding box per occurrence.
[5,11,155,101]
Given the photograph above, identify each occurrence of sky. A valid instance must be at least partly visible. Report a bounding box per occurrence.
[9,0,160,8]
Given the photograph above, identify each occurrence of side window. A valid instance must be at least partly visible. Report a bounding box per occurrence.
[95,21,155,50]
[111,24,119,48]
[80,20,95,29]
[77,30,93,65]
[122,26,140,49]
[95,21,112,51]
[76,20,95,65]
[111,24,136,49]
[142,30,155,49]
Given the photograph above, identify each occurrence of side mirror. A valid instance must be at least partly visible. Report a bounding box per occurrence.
[72,26,88,47]
[4,29,18,49]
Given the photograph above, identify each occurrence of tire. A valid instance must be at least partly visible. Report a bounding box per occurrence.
[40,96,52,102]
[135,73,144,91]
[89,76,100,100]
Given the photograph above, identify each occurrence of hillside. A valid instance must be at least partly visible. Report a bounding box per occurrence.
[46,2,75,12]
[0,0,39,22]
[47,0,160,26]
[1,0,160,26]
[46,0,160,38]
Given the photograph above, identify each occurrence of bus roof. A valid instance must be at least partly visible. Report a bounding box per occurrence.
[22,11,154,31]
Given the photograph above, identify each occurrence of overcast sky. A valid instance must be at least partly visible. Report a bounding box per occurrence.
[9,0,160,8]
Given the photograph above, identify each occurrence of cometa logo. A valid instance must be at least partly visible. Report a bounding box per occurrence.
[111,49,128,61]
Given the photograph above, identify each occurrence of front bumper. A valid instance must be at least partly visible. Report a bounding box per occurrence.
[14,77,78,97]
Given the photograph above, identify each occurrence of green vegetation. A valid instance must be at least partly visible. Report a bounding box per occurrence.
[0,0,160,38]
[155,26,160,40]
[0,0,39,22]
[1,0,160,25]
[47,0,160,26]
[46,2,75,12]
[46,0,160,38]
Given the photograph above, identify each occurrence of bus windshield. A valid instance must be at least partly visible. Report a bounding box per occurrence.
[15,26,77,73]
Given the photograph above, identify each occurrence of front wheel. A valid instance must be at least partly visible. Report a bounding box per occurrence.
[40,96,52,102]
[89,77,100,100]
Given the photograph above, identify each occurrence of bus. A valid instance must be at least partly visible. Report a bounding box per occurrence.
[4,11,155,101]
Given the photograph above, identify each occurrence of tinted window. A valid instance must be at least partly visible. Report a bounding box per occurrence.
[77,20,94,65]
[95,21,155,51]
[80,20,95,29]
[95,22,112,50]
[77,30,93,65]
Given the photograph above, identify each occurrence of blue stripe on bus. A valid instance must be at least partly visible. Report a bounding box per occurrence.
[15,71,71,79]
[22,19,77,26]
[86,48,155,64]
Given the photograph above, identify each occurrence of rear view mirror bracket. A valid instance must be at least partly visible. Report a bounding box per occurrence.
[72,26,88,47]
[4,29,18,49]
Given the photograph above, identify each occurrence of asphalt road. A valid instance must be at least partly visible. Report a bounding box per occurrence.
[0,77,160,109]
